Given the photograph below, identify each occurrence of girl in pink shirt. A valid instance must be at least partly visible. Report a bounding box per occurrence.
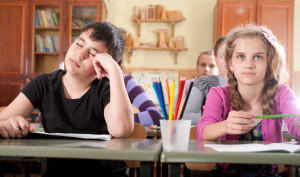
[197,24,300,176]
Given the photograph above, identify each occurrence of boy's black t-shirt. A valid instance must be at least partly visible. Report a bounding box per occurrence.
[22,69,110,134]
[21,69,127,176]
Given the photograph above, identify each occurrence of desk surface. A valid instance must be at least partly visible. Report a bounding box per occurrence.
[161,140,300,165]
[0,138,162,162]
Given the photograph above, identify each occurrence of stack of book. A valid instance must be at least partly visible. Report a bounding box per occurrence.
[35,35,59,53]
[35,9,59,27]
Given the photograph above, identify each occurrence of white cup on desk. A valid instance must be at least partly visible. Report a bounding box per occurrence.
[160,119,191,151]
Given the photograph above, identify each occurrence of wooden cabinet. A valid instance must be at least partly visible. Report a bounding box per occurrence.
[217,0,294,85]
[30,0,103,76]
[0,0,29,106]
[0,0,103,106]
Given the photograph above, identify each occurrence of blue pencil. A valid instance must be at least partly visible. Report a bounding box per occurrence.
[152,79,168,120]
[158,78,168,119]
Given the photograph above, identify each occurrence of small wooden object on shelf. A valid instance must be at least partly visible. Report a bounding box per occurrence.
[125,34,133,47]
[147,5,155,20]
[155,5,163,20]
[160,7,167,20]
[133,6,139,20]
[168,35,175,48]
[156,29,168,48]
[133,34,140,48]
[140,8,146,20]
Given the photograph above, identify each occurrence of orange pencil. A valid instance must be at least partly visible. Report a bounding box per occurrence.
[165,75,171,104]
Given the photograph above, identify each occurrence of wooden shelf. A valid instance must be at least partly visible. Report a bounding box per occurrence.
[34,52,59,55]
[35,26,59,30]
[133,17,184,37]
[124,47,187,64]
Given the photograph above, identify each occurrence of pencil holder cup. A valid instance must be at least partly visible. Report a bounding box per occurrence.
[160,120,191,151]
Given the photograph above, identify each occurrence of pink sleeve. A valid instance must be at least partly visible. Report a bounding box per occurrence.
[277,85,300,139]
[197,87,228,140]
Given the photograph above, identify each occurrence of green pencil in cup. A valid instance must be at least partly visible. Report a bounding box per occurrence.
[255,114,297,119]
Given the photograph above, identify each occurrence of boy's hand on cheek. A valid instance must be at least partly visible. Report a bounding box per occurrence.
[93,53,114,79]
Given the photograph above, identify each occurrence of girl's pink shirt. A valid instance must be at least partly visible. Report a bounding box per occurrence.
[197,84,300,141]
[197,84,300,169]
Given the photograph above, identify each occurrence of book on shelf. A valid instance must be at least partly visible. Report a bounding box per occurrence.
[205,143,300,153]
[40,10,49,27]
[35,35,58,52]
[35,9,59,27]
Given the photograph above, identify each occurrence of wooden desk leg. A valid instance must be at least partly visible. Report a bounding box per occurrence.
[0,160,3,177]
[156,162,161,177]
[140,162,153,177]
[162,163,168,177]
[169,163,181,177]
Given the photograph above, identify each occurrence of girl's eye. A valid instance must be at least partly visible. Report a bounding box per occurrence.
[237,55,245,60]
[76,43,83,47]
[209,65,216,68]
[254,55,262,60]
[201,64,206,67]
[89,52,96,57]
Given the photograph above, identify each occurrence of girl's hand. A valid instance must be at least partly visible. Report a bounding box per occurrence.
[93,53,118,79]
[0,116,35,139]
[224,111,255,135]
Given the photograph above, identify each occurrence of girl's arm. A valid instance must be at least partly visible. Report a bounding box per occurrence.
[124,74,161,126]
[197,87,253,140]
[93,53,134,138]
[202,111,254,140]
[0,93,35,138]
[278,85,300,139]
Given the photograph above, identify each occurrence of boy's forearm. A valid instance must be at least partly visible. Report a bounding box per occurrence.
[106,65,134,137]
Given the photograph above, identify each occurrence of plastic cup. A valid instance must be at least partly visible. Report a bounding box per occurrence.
[160,120,191,151]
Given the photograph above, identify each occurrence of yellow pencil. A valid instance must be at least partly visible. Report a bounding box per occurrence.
[169,78,175,120]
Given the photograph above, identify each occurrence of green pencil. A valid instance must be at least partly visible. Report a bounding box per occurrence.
[255,114,297,119]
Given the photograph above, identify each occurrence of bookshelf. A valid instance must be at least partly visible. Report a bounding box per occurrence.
[30,0,103,75]
[0,0,103,106]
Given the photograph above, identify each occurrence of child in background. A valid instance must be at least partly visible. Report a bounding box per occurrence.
[0,21,133,177]
[118,59,162,126]
[183,37,227,125]
[197,24,300,176]
[196,50,218,77]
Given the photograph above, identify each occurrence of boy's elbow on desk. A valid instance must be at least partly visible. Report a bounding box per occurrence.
[107,114,134,138]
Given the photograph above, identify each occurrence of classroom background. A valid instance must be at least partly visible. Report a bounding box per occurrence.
[1,0,300,105]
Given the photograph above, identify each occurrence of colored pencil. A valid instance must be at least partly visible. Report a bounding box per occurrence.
[178,79,194,120]
[255,114,297,119]
[169,78,175,120]
[165,75,171,104]
[177,80,186,120]
[158,78,168,119]
[174,77,185,120]
[152,79,168,120]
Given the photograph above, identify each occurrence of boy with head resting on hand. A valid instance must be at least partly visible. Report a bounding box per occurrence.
[198,24,300,176]
[0,21,133,177]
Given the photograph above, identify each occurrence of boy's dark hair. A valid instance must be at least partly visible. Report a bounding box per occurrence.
[81,21,125,63]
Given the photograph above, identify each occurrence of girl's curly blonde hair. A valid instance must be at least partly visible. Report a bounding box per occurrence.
[225,24,289,115]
